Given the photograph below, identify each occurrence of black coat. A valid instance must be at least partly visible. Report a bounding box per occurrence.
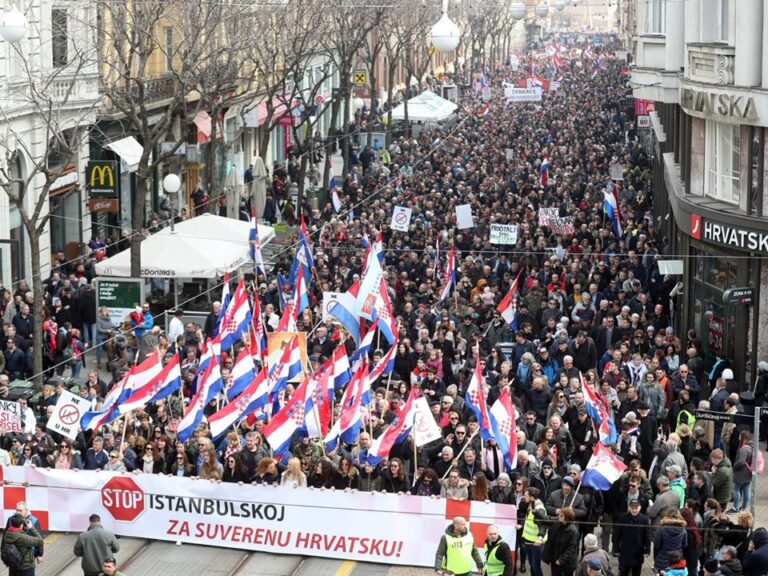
[544,523,581,571]
[612,511,651,567]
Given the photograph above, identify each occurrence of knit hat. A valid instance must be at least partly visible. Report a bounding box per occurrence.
[541,458,554,468]
[584,534,599,551]
[561,476,574,487]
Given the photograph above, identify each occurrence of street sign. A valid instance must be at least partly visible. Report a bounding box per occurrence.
[352,70,367,86]
[723,286,754,305]
[695,407,768,423]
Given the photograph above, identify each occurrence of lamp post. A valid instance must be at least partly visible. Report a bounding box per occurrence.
[162,173,181,232]
[0,2,26,43]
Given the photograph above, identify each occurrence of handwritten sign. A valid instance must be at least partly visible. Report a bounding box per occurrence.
[0,400,23,432]
[538,208,575,236]
[489,224,519,245]
[46,390,90,440]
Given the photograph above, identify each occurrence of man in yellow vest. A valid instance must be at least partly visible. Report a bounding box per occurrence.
[434,516,484,576]
[483,525,514,576]
[521,487,549,576]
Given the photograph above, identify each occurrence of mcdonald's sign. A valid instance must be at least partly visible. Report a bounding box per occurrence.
[87,161,119,198]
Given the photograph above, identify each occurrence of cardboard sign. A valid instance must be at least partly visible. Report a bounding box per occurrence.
[46,390,90,440]
[390,206,412,232]
[412,398,443,447]
[489,224,519,245]
[0,400,23,432]
[455,204,474,229]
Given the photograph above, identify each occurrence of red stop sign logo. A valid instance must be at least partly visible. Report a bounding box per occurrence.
[101,476,145,522]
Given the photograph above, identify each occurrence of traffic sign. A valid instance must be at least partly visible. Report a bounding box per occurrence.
[101,476,145,522]
[723,286,754,305]
[352,70,367,86]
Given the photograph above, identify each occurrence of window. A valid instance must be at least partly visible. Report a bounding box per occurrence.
[51,9,68,67]
[645,0,666,34]
[715,0,730,43]
[163,27,173,72]
[705,121,740,204]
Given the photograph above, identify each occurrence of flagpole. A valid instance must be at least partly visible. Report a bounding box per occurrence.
[441,428,479,481]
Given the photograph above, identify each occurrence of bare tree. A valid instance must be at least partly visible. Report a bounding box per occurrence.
[95,1,234,277]
[0,3,100,385]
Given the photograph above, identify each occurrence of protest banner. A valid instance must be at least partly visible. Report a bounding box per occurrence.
[0,467,517,567]
[504,87,542,102]
[390,206,412,232]
[538,208,575,236]
[46,391,90,440]
[0,400,22,432]
[489,224,519,245]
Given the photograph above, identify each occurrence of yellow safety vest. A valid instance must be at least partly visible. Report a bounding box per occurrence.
[444,532,475,574]
[484,542,505,576]
[522,505,547,544]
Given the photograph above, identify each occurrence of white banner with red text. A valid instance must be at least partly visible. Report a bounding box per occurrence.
[0,466,517,567]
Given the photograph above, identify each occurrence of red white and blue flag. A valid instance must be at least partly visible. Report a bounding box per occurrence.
[496,270,522,330]
[489,387,518,470]
[249,211,266,277]
[250,295,268,362]
[226,345,256,401]
[324,362,368,451]
[208,367,267,440]
[81,375,128,431]
[331,344,351,391]
[176,356,224,442]
[539,156,549,187]
[116,351,164,407]
[464,356,494,442]
[302,366,332,438]
[581,442,628,490]
[438,245,456,305]
[219,279,252,350]
[364,389,417,465]
[119,353,181,414]
[262,374,314,456]
[475,102,491,118]
[581,373,618,445]
[213,272,231,338]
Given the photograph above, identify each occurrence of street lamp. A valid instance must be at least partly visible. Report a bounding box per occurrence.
[510,1,526,20]
[430,0,460,53]
[536,2,549,18]
[0,3,26,43]
[162,173,181,232]
[555,0,566,11]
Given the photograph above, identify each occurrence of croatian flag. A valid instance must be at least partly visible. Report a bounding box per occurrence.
[475,102,491,118]
[219,279,252,350]
[208,369,267,440]
[438,245,455,305]
[581,442,628,491]
[267,335,303,398]
[328,286,361,345]
[539,157,549,187]
[370,281,398,345]
[332,344,351,391]
[197,336,222,379]
[116,351,164,406]
[364,390,417,466]
[249,211,266,277]
[213,272,231,338]
[262,375,313,456]
[366,341,397,384]
[302,367,332,438]
[496,270,522,330]
[603,190,623,241]
[330,177,342,213]
[227,345,256,401]
[250,295,268,362]
[489,388,518,471]
[350,318,379,364]
[581,373,618,445]
[464,356,494,442]
[324,362,368,451]
[118,354,182,414]
[176,356,225,442]
[81,375,128,431]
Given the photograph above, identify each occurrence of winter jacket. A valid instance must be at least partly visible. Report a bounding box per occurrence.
[545,489,587,520]
[3,523,44,571]
[613,511,651,567]
[74,523,120,575]
[732,444,754,484]
[653,516,688,571]
[531,470,563,503]
[743,529,768,576]
[576,549,612,576]
[711,458,734,508]
[647,488,680,523]
[543,523,580,571]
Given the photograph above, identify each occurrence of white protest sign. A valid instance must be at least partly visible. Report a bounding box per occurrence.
[489,224,519,245]
[0,400,22,432]
[538,207,560,227]
[321,292,342,321]
[505,149,515,161]
[46,390,89,440]
[412,398,443,447]
[505,87,542,102]
[455,204,474,229]
[549,81,561,91]
[390,206,412,232]
[2,467,518,568]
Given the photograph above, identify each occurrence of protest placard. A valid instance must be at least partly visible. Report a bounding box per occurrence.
[0,400,23,432]
[489,224,519,245]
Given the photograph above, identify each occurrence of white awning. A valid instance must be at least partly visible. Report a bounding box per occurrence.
[193,111,212,137]
[105,136,146,173]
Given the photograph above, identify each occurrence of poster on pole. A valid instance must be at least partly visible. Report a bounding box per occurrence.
[412,398,443,447]
[46,391,90,440]
[0,400,23,432]
[489,224,519,245]
[321,292,342,321]
[455,204,474,229]
[390,206,412,232]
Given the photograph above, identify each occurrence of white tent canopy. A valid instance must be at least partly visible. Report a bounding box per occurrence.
[94,214,275,278]
[390,90,458,123]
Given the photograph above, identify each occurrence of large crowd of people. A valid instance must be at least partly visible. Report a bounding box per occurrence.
[1,32,767,576]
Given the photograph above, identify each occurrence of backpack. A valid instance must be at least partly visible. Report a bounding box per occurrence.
[746,446,765,474]
[1,537,23,570]
[676,407,695,432]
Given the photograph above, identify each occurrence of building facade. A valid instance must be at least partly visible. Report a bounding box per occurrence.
[631,0,768,386]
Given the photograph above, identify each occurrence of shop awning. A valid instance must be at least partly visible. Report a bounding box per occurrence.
[105,136,146,173]
[193,110,212,138]
[244,95,298,128]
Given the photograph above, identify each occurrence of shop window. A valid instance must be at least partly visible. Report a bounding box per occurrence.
[748,127,764,216]
[715,0,730,44]
[705,120,740,205]
[645,0,666,34]
[51,8,68,68]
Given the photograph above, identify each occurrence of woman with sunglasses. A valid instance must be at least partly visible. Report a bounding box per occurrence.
[104,450,127,472]
[16,444,43,467]
[379,458,409,495]
[138,442,164,474]
[170,451,193,477]
[222,453,249,483]
[489,473,514,505]
[49,439,83,469]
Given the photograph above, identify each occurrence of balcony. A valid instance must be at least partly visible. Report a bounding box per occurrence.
[687,43,735,85]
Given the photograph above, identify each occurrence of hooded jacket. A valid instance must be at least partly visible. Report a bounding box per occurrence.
[743,528,768,576]
[3,523,44,571]
[653,516,688,571]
